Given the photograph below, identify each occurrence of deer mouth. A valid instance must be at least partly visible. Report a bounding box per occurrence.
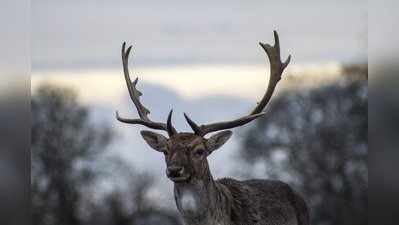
[168,175,190,183]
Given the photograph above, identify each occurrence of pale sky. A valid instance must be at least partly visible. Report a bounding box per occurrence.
[32,0,367,71]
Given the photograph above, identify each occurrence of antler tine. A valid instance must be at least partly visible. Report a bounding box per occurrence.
[184,113,202,135]
[167,110,177,136]
[185,112,266,136]
[116,42,177,136]
[186,31,290,136]
[253,30,291,114]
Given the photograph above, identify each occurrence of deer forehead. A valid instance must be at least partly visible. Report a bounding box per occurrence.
[168,133,206,150]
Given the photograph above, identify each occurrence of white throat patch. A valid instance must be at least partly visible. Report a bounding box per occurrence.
[178,189,198,212]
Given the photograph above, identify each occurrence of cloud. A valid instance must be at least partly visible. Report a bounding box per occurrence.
[31,63,343,108]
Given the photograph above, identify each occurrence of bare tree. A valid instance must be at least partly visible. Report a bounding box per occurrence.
[31,84,113,225]
[239,76,367,225]
[85,169,181,225]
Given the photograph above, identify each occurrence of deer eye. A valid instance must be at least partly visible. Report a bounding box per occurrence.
[194,148,205,157]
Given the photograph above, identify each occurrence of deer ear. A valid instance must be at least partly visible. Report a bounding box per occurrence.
[140,130,168,152]
[206,130,232,152]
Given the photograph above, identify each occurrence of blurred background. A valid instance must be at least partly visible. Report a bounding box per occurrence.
[29,0,367,225]
[0,0,29,225]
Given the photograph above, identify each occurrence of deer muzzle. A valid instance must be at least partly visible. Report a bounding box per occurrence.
[166,166,189,182]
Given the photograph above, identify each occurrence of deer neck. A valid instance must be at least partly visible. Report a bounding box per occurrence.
[173,170,230,225]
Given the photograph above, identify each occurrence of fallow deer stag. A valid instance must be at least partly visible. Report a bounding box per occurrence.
[116,31,309,225]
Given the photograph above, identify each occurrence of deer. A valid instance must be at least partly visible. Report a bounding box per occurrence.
[116,31,309,225]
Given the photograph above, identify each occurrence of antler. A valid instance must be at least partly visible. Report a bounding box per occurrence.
[116,42,177,136]
[184,30,291,136]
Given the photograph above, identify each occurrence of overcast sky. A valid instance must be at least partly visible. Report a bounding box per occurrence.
[32,0,367,71]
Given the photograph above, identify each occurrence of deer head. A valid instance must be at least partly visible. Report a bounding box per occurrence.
[116,31,290,183]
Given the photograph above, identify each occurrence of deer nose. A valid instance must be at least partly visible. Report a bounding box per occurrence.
[166,166,184,177]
